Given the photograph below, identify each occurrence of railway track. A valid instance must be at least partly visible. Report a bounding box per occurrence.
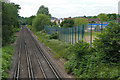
[13,26,62,79]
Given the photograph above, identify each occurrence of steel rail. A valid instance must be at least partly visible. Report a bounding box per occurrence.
[24,27,34,80]
[13,26,33,79]
[25,27,62,79]
[13,28,22,80]
[24,27,47,79]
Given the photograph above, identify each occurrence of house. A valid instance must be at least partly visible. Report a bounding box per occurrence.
[57,18,75,25]
[59,18,63,24]
[116,18,120,23]
[87,18,101,23]
[51,17,57,23]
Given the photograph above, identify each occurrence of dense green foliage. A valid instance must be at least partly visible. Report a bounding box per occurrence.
[64,41,90,73]
[32,14,50,31]
[26,15,35,25]
[64,22,120,78]
[97,13,109,22]
[74,18,88,26]
[28,21,120,79]
[1,45,13,78]
[64,41,119,78]
[2,2,20,45]
[37,5,51,17]
[97,13,117,22]
[1,2,20,79]
[94,22,120,63]
[18,16,26,25]
[60,19,74,28]
[107,13,117,21]
[50,21,59,27]
[31,30,70,59]
[49,33,58,39]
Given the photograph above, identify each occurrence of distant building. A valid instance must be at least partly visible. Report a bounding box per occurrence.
[59,18,63,24]
[51,17,57,23]
[117,18,120,23]
[87,18,101,23]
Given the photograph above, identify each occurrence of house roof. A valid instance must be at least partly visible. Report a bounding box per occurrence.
[63,18,75,20]
[87,18,100,22]
[51,17,57,20]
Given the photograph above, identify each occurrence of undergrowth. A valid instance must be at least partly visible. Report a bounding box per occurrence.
[1,45,14,78]
[27,23,120,79]
[35,31,70,59]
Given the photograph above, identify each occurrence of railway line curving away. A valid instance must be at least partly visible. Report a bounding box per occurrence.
[8,26,65,79]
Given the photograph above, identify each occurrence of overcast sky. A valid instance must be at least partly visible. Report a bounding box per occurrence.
[10,0,120,18]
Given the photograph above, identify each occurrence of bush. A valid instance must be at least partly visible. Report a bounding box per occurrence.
[60,19,74,28]
[49,33,58,39]
[64,41,90,73]
[93,22,120,63]
[35,31,70,59]
[64,40,120,78]
[32,14,50,31]
[1,45,13,78]
[74,18,88,26]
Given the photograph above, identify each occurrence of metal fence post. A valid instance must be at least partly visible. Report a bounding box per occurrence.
[58,29,60,40]
[61,30,62,41]
[72,28,73,44]
[75,27,76,43]
[90,24,92,46]
[66,28,67,42]
[68,28,69,43]
[64,28,66,42]
[67,28,69,42]
[78,26,79,42]
[82,25,84,41]
[101,22,103,33]
[64,29,65,42]
[62,29,64,41]
[59,29,61,41]
[70,28,71,44]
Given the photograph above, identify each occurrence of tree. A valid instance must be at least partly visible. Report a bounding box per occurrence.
[93,16,97,18]
[74,18,88,26]
[19,16,27,25]
[60,19,74,28]
[83,15,86,18]
[93,22,120,63]
[32,14,50,31]
[97,13,108,22]
[2,2,20,45]
[26,15,35,25]
[37,5,51,17]
[50,21,58,27]
[107,13,117,21]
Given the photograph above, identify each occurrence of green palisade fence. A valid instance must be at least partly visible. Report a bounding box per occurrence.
[44,24,104,46]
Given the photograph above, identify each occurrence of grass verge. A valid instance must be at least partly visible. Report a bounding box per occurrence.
[35,31,71,59]
[1,45,14,78]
